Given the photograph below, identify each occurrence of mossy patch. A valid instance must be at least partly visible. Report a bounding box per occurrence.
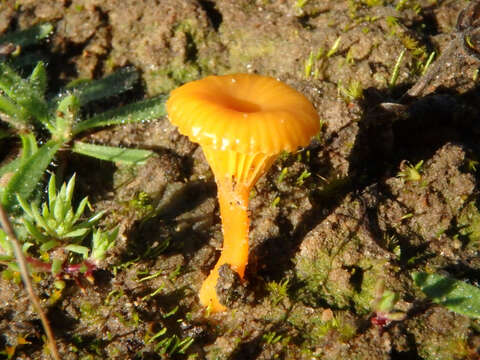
[457,201,480,247]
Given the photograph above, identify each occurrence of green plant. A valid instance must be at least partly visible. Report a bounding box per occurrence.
[303,37,342,79]
[0,25,166,212]
[261,331,285,345]
[338,79,364,103]
[389,49,406,89]
[370,279,406,325]
[266,278,290,306]
[397,160,424,182]
[294,0,310,9]
[0,173,116,279]
[0,62,165,210]
[144,306,196,357]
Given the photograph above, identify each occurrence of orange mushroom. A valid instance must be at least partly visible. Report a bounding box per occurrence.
[166,73,319,312]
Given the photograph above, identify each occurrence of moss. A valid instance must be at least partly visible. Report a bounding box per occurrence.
[295,242,390,315]
[145,62,201,94]
[351,259,391,313]
[228,30,276,69]
[457,201,480,247]
[79,301,102,324]
[128,191,154,218]
[408,307,472,360]
[144,18,227,94]
[286,305,357,355]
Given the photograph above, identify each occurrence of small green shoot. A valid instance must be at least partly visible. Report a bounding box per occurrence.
[145,306,195,357]
[338,80,364,103]
[326,37,342,58]
[396,0,422,14]
[277,167,289,183]
[262,331,284,345]
[397,160,423,182]
[421,51,435,76]
[294,0,310,8]
[266,278,290,306]
[296,169,312,186]
[90,228,118,262]
[271,196,280,208]
[371,279,406,322]
[389,49,406,89]
[303,37,341,79]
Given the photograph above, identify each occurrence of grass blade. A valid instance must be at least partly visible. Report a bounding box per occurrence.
[2,139,62,211]
[72,96,166,135]
[412,272,480,319]
[72,141,153,165]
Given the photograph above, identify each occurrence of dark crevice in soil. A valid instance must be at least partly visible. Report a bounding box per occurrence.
[198,0,223,31]
[67,153,116,202]
[391,330,421,360]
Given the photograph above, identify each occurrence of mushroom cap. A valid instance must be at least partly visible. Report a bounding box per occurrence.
[166,73,320,154]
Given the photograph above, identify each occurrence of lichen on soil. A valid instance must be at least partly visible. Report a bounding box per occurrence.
[1,0,480,359]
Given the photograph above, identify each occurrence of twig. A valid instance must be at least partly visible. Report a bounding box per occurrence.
[0,204,60,360]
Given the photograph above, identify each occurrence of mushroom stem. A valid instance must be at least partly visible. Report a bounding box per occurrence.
[198,147,277,312]
[198,178,250,312]
[216,178,250,278]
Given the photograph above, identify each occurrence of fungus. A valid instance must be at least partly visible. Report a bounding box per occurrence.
[166,73,319,312]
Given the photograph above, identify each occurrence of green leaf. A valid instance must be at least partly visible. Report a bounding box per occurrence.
[47,173,57,211]
[53,94,78,141]
[377,290,398,313]
[0,23,53,48]
[64,244,90,258]
[0,94,30,125]
[64,173,76,206]
[20,132,38,160]
[0,133,38,193]
[65,67,139,106]
[63,227,90,238]
[53,186,66,223]
[412,272,480,319]
[2,139,62,211]
[91,227,118,261]
[72,196,90,224]
[0,229,13,256]
[72,141,153,165]
[72,95,166,135]
[29,61,47,96]
[30,202,51,234]
[0,254,13,261]
[86,209,106,224]
[23,218,49,243]
[40,239,59,252]
[16,193,33,218]
[51,258,62,275]
[0,62,49,124]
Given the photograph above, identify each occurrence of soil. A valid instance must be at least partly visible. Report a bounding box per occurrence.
[1,0,480,359]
